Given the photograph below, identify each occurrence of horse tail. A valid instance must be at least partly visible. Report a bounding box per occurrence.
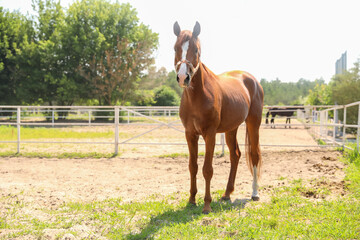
[242,73,263,181]
[245,117,262,180]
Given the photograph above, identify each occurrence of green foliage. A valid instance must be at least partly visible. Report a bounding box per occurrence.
[164,70,182,97]
[131,89,155,106]
[260,78,323,105]
[0,7,35,104]
[153,85,180,106]
[0,0,159,107]
[306,83,332,105]
[137,68,182,106]
[330,60,360,127]
[63,0,158,105]
[331,60,360,106]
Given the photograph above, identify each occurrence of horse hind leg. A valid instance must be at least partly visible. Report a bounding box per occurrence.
[221,128,240,201]
[245,116,262,201]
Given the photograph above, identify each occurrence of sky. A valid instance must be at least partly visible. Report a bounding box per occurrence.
[1,0,360,82]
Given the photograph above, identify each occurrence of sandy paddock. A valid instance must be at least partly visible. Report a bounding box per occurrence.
[0,123,345,210]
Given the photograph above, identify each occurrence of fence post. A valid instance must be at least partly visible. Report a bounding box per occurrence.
[342,107,347,150]
[334,106,339,138]
[52,110,55,127]
[114,106,119,155]
[88,110,92,126]
[220,133,225,157]
[127,110,130,124]
[17,107,21,153]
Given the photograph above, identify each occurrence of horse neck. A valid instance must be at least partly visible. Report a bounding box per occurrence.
[183,63,216,98]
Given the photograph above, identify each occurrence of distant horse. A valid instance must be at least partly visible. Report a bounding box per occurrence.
[173,22,264,213]
[265,107,304,128]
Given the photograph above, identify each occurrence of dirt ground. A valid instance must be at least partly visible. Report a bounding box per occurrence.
[0,148,344,211]
[0,125,347,239]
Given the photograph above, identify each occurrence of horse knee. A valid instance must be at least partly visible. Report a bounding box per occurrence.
[202,166,213,180]
[189,163,198,175]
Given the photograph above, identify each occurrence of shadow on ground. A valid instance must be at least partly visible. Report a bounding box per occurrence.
[124,198,252,239]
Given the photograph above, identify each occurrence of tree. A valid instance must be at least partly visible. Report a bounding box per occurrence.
[260,78,318,105]
[331,60,360,105]
[330,59,360,126]
[79,38,155,105]
[164,70,182,98]
[153,86,180,106]
[0,8,34,104]
[62,0,158,105]
[140,66,168,90]
[306,82,332,106]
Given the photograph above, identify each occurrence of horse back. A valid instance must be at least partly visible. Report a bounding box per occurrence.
[218,70,263,107]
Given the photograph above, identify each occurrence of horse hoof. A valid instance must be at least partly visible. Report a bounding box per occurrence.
[187,201,196,207]
[251,196,260,201]
[221,196,231,201]
[202,210,210,214]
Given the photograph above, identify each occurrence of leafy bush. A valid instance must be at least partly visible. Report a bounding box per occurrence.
[153,86,180,106]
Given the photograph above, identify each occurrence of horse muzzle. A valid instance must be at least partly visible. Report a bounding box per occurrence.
[177,72,191,88]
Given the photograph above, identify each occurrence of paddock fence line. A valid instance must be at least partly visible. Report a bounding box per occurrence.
[0,102,359,155]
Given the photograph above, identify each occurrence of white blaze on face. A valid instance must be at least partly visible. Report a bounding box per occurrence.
[178,41,189,76]
[182,41,189,60]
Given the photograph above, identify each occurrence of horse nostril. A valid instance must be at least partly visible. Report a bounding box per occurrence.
[176,75,179,83]
[184,74,190,85]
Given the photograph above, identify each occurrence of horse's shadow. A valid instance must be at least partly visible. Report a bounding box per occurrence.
[124,198,251,239]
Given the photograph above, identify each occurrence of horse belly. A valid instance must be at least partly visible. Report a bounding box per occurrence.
[217,104,249,133]
[216,80,250,132]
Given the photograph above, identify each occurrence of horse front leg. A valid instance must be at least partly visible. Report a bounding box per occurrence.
[186,132,199,205]
[202,132,216,214]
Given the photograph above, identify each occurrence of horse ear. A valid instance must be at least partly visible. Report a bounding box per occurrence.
[192,21,201,38]
[173,21,181,37]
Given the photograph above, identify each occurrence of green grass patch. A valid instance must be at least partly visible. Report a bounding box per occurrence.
[342,144,360,197]
[0,125,115,141]
[2,183,359,239]
[0,151,115,159]
[317,139,326,145]
[158,151,227,158]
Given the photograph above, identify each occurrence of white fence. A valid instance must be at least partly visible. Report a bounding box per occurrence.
[0,102,359,155]
[310,101,360,151]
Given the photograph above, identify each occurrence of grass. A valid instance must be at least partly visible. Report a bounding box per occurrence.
[342,143,360,197]
[1,148,360,239]
[158,151,228,158]
[1,182,359,239]
[0,151,115,159]
[317,138,327,145]
[0,125,115,140]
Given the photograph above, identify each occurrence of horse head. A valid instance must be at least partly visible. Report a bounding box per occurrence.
[173,21,201,88]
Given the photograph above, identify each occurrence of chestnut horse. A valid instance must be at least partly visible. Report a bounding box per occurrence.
[173,22,264,213]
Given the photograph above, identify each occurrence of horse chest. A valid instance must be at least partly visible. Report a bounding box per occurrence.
[180,107,219,135]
